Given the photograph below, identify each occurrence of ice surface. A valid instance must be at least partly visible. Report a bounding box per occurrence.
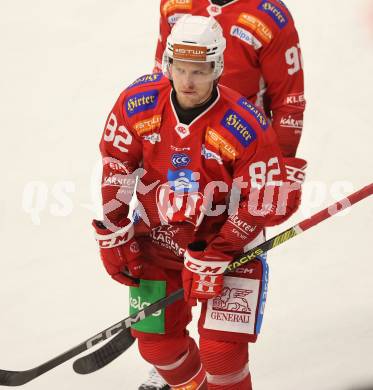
[0,0,372,389]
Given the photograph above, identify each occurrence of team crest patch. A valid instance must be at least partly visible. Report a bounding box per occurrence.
[237,97,269,130]
[257,0,288,29]
[221,109,257,148]
[125,90,159,117]
[204,276,260,335]
[126,73,163,90]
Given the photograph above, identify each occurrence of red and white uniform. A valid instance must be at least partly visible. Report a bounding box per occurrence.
[154,0,305,157]
[101,74,296,270]
[99,74,299,389]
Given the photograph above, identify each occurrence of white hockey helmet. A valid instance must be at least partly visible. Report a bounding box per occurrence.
[162,15,226,80]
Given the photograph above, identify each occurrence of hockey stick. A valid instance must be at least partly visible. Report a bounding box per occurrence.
[0,183,372,386]
[73,182,373,375]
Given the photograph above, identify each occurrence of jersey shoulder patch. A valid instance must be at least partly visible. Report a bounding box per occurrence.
[220,108,257,148]
[256,0,291,30]
[236,97,269,130]
[122,76,168,119]
[161,0,193,17]
[235,12,274,44]
[126,73,164,90]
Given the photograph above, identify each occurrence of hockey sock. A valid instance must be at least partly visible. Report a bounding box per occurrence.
[199,338,252,390]
[138,335,207,389]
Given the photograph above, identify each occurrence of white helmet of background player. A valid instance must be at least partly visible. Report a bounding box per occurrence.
[162,15,226,80]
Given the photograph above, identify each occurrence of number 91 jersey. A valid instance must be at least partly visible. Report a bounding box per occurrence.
[99,74,299,269]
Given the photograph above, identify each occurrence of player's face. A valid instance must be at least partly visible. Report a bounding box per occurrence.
[171,60,214,109]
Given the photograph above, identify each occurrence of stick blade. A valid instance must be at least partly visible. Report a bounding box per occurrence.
[73,330,135,375]
[0,369,35,387]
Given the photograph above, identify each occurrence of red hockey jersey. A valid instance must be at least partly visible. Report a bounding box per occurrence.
[154,0,305,157]
[100,74,298,269]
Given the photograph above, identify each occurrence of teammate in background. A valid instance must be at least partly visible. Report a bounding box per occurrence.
[95,16,305,390]
[153,0,305,159]
[143,2,306,387]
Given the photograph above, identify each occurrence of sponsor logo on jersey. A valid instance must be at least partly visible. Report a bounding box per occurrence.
[171,153,191,168]
[125,90,159,117]
[167,168,199,192]
[221,110,257,148]
[150,225,185,257]
[162,0,192,16]
[201,144,223,165]
[173,44,207,62]
[103,174,136,188]
[126,73,163,90]
[167,13,186,26]
[230,25,262,50]
[204,276,260,334]
[171,145,191,151]
[228,213,257,236]
[205,127,239,160]
[237,13,273,44]
[280,114,303,129]
[257,1,288,29]
[283,92,305,108]
[133,115,162,135]
[237,97,269,130]
[129,280,166,333]
[143,132,161,144]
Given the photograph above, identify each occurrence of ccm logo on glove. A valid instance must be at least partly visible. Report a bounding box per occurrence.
[96,225,135,248]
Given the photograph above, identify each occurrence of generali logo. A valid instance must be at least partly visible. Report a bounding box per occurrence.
[173,44,207,62]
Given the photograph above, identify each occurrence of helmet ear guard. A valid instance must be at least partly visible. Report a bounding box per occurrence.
[162,15,226,80]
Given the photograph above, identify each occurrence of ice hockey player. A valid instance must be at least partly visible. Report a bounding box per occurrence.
[93,15,306,390]
[154,0,305,159]
[144,1,306,387]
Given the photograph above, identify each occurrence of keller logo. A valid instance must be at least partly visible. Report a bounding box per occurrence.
[125,90,159,117]
[221,109,257,148]
[284,93,305,108]
[258,0,288,29]
[171,153,191,168]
